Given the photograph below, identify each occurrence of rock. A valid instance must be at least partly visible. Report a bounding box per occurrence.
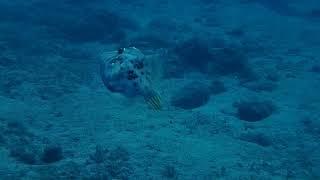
[210,80,227,94]
[41,145,63,164]
[161,165,177,179]
[211,47,255,79]
[234,100,276,122]
[88,145,109,164]
[10,146,38,165]
[301,116,320,137]
[174,38,213,72]
[0,55,16,67]
[310,64,320,73]
[171,81,211,109]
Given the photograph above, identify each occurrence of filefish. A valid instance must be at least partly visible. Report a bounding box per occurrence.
[100,47,162,110]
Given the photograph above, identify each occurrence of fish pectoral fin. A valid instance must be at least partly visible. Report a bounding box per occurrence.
[144,90,162,110]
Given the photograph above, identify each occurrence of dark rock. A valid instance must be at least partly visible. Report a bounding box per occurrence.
[210,80,227,94]
[234,100,276,122]
[310,64,320,73]
[174,38,213,72]
[266,72,280,82]
[48,10,137,43]
[41,145,63,163]
[10,146,38,165]
[308,9,320,18]
[2,71,25,92]
[301,116,320,137]
[171,82,211,109]
[109,146,130,162]
[162,165,177,179]
[227,28,245,37]
[172,38,256,80]
[0,56,16,67]
[5,120,32,137]
[211,47,255,79]
[89,145,109,164]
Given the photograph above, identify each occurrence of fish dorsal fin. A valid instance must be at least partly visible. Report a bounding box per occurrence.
[100,50,118,63]
[143,50,166,110]
[144,51,165,89]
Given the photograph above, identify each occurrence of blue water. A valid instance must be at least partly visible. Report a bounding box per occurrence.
[1,0,320,179]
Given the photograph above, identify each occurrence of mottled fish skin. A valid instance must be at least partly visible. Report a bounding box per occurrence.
[100,47,162,109]
[100,56,142,97]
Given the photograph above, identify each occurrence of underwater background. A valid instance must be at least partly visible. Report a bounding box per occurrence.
[1,0,320,179]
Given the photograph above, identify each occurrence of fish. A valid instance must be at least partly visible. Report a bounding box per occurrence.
[100,47,162,110]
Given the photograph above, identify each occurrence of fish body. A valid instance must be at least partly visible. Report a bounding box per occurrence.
[100,47,162,109]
